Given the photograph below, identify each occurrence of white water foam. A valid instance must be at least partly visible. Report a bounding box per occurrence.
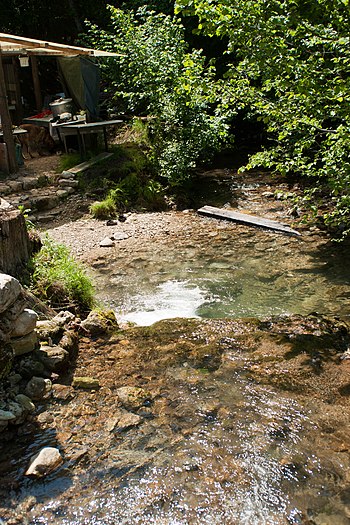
[118,280,207,326]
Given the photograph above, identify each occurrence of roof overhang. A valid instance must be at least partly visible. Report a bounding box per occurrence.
[0,33,121,57]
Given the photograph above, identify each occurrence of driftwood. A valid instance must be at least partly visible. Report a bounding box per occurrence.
[197,205,301,236]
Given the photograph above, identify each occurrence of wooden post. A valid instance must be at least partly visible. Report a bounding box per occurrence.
[0,51,18,174]
[30,55,42,111]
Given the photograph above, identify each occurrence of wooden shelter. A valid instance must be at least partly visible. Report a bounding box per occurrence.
[0,33,120,173]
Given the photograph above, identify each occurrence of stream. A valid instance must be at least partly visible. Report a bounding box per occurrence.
[1,169,350,525]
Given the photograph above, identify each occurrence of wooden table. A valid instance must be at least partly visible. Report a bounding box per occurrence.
[58,119,123,159]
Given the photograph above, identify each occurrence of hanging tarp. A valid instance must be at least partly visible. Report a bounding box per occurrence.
[58,56,100,119]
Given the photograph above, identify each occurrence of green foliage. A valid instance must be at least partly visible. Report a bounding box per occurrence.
[85,7,229,185]
[58,153,82,172]
[90,173,166,218]
[89,196,117,219]
[31,235,95,312]
[176,0,350,238]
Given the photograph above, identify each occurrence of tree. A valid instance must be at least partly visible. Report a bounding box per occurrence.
[86,7,229,185]
[175,0,350,237]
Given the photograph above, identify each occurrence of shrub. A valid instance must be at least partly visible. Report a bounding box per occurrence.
[31,236,95,312]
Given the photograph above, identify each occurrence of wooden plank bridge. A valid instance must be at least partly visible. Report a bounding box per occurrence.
[197,205,301,236]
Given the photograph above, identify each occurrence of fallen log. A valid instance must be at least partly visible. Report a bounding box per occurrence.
[197,205,301,236]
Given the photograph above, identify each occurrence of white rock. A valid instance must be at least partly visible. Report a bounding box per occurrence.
[25,447,63,477]
[100,237,114,247]
[11,309,38,338]
[0,274,21,314]
[112,232,129,241]
[53,310,75,326]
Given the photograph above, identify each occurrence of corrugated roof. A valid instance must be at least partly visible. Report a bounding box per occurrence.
[0,33,121,57]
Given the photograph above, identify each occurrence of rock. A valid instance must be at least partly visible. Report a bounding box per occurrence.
[25,377,52,400]
[37,411,54,424]
[36,319,62,341]
[58,330,78,356]
[0,291,27,335]
[72,377,100,389]
[7,401,25,424]
[25,447,63,477]
[100,237,114,247]
[52,384,74,401]
[0,274,21,313]
[60,171,75,179]
[53,310,75,326]
[58,179,79,187]
[31,195,59,212]
[18,356,46,378]
[116,386,152,411]
[36,345,70,372]
[112,232,129,241]
[107,410,142,433]
[0,343,13,379]
[0,409,16,422]
[15,394,36,413]
[11,330,38,356]
[80,310,118,336]
[11,309,38,338]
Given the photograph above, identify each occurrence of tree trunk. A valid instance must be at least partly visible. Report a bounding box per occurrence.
[0,200,31,278]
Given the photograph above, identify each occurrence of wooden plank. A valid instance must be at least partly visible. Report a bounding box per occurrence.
[65,152,113,175]
[197,205,301,236]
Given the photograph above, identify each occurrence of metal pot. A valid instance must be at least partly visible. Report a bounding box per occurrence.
[49,98,73,118]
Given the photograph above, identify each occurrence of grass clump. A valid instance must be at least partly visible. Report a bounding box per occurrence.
[31,235,95,313]
[89,196,117,219]
[58,153,81,172]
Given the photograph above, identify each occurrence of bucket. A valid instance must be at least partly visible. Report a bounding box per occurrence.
[49,98,73,119]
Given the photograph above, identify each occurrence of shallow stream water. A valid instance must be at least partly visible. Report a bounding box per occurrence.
[2,170,350,525]
[92,203,350,327]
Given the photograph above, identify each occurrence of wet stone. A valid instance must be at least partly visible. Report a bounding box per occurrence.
[72,377,100,389]
[25,447,63,477]
[107,410,142,433]
[116,386,152,411]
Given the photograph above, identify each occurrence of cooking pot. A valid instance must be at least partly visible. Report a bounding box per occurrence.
[49,98,73,118]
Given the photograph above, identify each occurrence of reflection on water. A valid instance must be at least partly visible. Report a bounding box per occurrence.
[29,363,349,525]
[94,228,350,326]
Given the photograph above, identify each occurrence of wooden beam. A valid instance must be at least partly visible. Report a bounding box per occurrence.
[0,51,17,173]
[197,205,301,236]
[30,55,42,111]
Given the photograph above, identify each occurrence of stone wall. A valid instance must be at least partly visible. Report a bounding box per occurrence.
[0,199,31,278]
[0,273,79,433]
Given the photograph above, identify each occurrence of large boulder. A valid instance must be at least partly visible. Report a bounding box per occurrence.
[11,308,38,338]
[0,274,21,314]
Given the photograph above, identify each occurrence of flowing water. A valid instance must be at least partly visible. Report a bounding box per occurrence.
[2,170,350,525]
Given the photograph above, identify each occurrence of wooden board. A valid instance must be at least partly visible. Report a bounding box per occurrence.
[65,152,113,175]
[197,205,301,236]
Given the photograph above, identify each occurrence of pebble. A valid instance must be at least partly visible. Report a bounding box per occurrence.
[100,237,114,247]
[112,232,129,241]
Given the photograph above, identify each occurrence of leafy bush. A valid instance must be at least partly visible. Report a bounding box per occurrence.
[31,236,95,312]
[85,7,229,185]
